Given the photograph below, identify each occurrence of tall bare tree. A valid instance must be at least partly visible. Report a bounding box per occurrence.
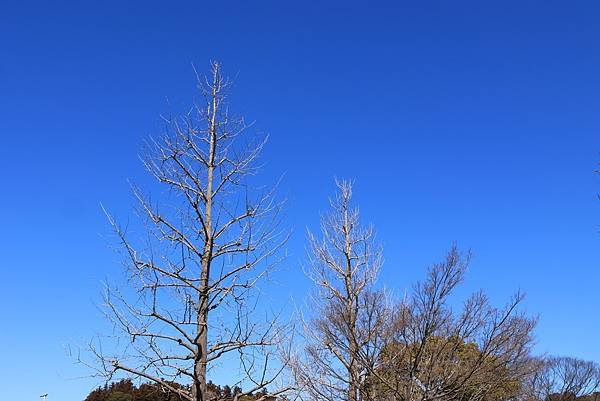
[290,180,389,401]
[528,357,600,401]
[370,246,537,401]
[88,62,289,401]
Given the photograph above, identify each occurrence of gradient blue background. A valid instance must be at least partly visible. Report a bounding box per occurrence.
[1,1,599,400]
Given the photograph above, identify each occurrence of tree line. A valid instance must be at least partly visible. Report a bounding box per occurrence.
[81,62,600,401]
[84,379,276,401]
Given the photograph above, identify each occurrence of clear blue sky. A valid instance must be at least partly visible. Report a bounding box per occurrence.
[1,1,599,400]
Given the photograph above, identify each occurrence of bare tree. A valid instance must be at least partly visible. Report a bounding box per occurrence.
[87,62,290,401]
[290,180,389,401]
[529,357,600,401]
[370,246,537,401]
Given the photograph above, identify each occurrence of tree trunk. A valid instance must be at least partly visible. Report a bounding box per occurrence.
[194,69,219,401]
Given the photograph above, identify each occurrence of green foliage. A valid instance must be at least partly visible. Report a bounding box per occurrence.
[107,392,134,401]
[370,336,522,401]
[84,379,187,401]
